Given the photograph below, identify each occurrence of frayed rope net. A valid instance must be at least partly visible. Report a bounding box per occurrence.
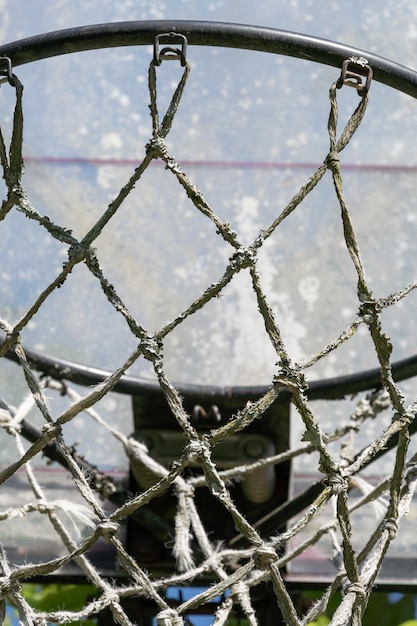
[0,43,417,626]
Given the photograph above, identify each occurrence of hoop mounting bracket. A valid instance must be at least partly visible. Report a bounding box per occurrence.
[153,32,188,66]
[337,56,373,96]
[0,56,16,86]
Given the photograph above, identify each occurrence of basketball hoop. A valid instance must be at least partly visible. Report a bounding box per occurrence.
[1,21,417,625]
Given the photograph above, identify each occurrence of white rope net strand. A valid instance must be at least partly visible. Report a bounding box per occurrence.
[0,43,417,625]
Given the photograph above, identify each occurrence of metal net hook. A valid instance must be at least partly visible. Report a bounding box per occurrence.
[336,56,373,96]
[153,33,188,67]
[0,57,16,87]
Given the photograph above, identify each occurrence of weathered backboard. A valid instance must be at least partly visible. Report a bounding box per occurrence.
[1,1,417,588]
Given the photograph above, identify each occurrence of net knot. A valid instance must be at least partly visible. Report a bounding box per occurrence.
[102,589,121,605]
[346,581,366,600]
[37,500,53,514]
[326,473,348,495]
[0,577,21,597]
[274,364,307,393]
[0,407,19,435]
[67,243,88,264]
[186,439,209,462]
[156,608,184,626]
[146,135,169,159]
[325,150,340,173]
[229,246,256,271]
[254,545,278,570]
[140,336,162,361]
[98,521,120,543]
[359,299,380,325]
[384,517,399,540]
[41,423,61,443]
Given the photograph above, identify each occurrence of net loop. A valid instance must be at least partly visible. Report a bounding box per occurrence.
[0,68,23,196]
[148,47,191,139]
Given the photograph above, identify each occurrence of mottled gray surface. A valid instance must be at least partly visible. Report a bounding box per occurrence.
[1,0,417,578]
[1,3,417,385]
[1,2,416,440]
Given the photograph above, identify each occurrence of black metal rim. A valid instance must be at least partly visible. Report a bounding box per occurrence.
[3,341,417,402]
[1,21,417,97]
[2,20,417,400]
